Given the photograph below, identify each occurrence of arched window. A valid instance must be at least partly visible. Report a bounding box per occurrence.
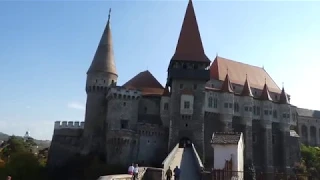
[208,97,213,108]
[164,103,169,110]
[213,98,218,108]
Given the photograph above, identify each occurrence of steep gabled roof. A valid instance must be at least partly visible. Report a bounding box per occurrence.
[123,70,164,96]
[87,9,117,75]
[211,132,241,145]
[220,74,233,93]
[171,0,210,63]
[241,75,253,97]
[210,56,281,93]
[279,87,289,104]
[260,83,272,101]
[162,86,170,96]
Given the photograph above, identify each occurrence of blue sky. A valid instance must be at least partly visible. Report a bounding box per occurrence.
[0,1,319,140]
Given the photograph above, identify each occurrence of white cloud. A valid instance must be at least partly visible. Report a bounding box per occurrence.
[67,102,85,110]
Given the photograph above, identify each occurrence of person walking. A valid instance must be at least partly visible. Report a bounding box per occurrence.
[166,166,173,180]
[133,164,139,180]
[174,166,181,180]
[128,163,134,175]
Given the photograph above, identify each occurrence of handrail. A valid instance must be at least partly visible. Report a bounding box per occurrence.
[191,143,204,172]
[161,143,180,178]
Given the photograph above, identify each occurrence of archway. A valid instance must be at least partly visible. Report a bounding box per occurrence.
[179,137,192,148]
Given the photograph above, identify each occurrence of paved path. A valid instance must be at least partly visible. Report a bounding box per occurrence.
[167,148,200,180]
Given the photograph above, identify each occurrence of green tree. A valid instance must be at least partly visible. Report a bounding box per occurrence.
[300,144,320,178]
[5,152,42,180]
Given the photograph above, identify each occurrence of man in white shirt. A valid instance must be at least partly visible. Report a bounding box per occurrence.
[128,163,134,175]
[133,164,139,180]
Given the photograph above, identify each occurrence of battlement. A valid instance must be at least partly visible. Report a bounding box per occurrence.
[107,86,141,100]
[54,121,85,129]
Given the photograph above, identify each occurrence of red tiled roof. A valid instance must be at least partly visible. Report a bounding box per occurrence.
[163,86,170,96]
[210,56,281,93]
[221,74,233,93]
[123,70,164,96]
[171,0,210,63]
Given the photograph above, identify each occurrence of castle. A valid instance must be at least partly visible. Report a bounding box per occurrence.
[48,0,320,175]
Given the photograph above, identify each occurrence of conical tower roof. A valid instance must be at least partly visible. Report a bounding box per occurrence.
[241,75,253,97]
[171,0,210,63]
[221,74,233,93]
[260,83,272,101]
[87,9,117,75]
[279,87,289,104]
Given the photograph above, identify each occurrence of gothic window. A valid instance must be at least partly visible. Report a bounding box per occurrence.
[229,103,232,108]
[194,84,197,90]
[253,106,256,114]
[273,110,277,118]
[282,113,286,118]
[264,110,268,115]
[245,106,248,111]
[275,95,278,100]
[120,120,128,129]
[194,64,198,69]
[184,101,190,109]
[213,98,218,108]
[164,103,169,110]
[224,103,228,108]
[234,103,239,112]
[252,133,257,143]
[208,97,213,108]
[123,102,126,106]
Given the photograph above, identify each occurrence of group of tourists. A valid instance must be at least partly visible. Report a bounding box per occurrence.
[165,166,181,180]
[128,163,139,180]
[128,163,181,180]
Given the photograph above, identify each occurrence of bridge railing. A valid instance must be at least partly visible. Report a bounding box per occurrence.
[191,143,204,174]
[161,143,180,179]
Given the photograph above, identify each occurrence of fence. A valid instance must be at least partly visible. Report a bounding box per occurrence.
[201,170,311,180]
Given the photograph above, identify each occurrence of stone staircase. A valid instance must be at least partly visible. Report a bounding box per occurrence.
[165,148,201,180]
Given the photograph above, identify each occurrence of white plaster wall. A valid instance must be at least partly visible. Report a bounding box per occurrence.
[213,144,238,171]
[237,135,244,179]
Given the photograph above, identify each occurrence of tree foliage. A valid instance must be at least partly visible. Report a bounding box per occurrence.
[0,135,48,180]
[299,144,320,178]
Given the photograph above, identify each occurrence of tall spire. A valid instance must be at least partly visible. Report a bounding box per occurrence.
[87,8,117,75]
[171,0,210,63]
[260,83,272,101]
[221,73,233,93]
[241,74,253,97]
[279,84,289,104]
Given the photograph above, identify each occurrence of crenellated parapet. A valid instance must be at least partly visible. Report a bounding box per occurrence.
[54,121,85,129]
[106,86,141,100]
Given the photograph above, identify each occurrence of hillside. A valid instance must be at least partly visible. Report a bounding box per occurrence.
[0,132,51,149]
